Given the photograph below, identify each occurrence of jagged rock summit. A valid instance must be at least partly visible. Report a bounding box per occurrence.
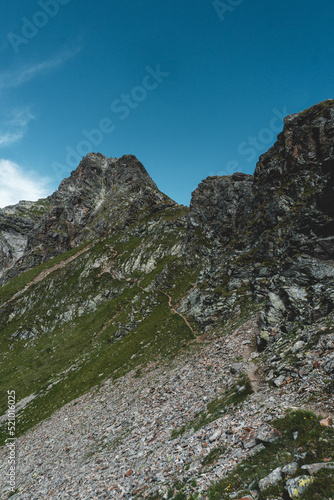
[1,100,334,499]
[0,153,175,283]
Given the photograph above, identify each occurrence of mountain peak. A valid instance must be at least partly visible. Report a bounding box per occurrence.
[0,154,175,283]
[56,153,158,198]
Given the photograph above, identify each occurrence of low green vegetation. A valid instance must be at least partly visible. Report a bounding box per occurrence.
[152,410,334,499]
[201,445,226,466]
[171,375,253,439]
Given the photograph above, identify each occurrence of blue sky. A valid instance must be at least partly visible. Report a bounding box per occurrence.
[0,0,334,207]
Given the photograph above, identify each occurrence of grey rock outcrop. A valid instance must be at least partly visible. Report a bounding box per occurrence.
[186,172,254,259]
[0,200,50,281]
[185,99,334,334]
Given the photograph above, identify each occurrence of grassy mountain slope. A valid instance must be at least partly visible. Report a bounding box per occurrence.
[0,204,202,444]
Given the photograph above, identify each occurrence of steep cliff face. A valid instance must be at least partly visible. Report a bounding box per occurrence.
[251,101,334,331]
[184,99,334,337]
[186,172,254,258]
[252,99,334,257]
[0,200,51,281]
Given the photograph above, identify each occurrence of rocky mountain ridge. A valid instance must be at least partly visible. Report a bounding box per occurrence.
[0,153,175,284]
[0,100,334,499]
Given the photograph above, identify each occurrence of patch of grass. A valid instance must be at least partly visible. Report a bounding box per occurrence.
[202,445,226,466]
[171,375,253,438]
[171,425,187,439]
[174,493,187,500]
[272,409,334,464]
[0,290,195,444]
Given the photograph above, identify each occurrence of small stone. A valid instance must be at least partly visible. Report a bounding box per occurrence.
[286,475,314,498]
[294,452,307,461]
[249,491,259,499]
[320,417,332,427]
[256,425,281,444]
[259,467,282,491]
[242,429,257,449]
[273,374,285,387]
[291,341,305,354]
[249,352,259,359]
[248,443,266,457]
[209,430,222,442]
[282,462,298,476]
[301,462,334,475]
[125,470,133,477]
[299,365,313,377]
[230,363,242,374]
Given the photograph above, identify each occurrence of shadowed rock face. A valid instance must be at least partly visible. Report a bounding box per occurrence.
[185,99,334,334]
[187,100,334,260]
[186,173,254,258]
[0,200,51,281]
[251,101,334,329]
[253,100,334,246]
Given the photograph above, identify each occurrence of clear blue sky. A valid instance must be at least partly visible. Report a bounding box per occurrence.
[0,0,334,207]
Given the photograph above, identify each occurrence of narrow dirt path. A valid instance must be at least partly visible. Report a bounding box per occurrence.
[8,245,92,304]
[136,281,198,337]
[159,289,197,336]
[229,315,263,393]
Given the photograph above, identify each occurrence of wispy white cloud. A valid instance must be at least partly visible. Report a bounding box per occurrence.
[0,108,35,148]
[0,45,82,90]
[0,131,25,148]
[0,159,50,208]
[9,107,35,128]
